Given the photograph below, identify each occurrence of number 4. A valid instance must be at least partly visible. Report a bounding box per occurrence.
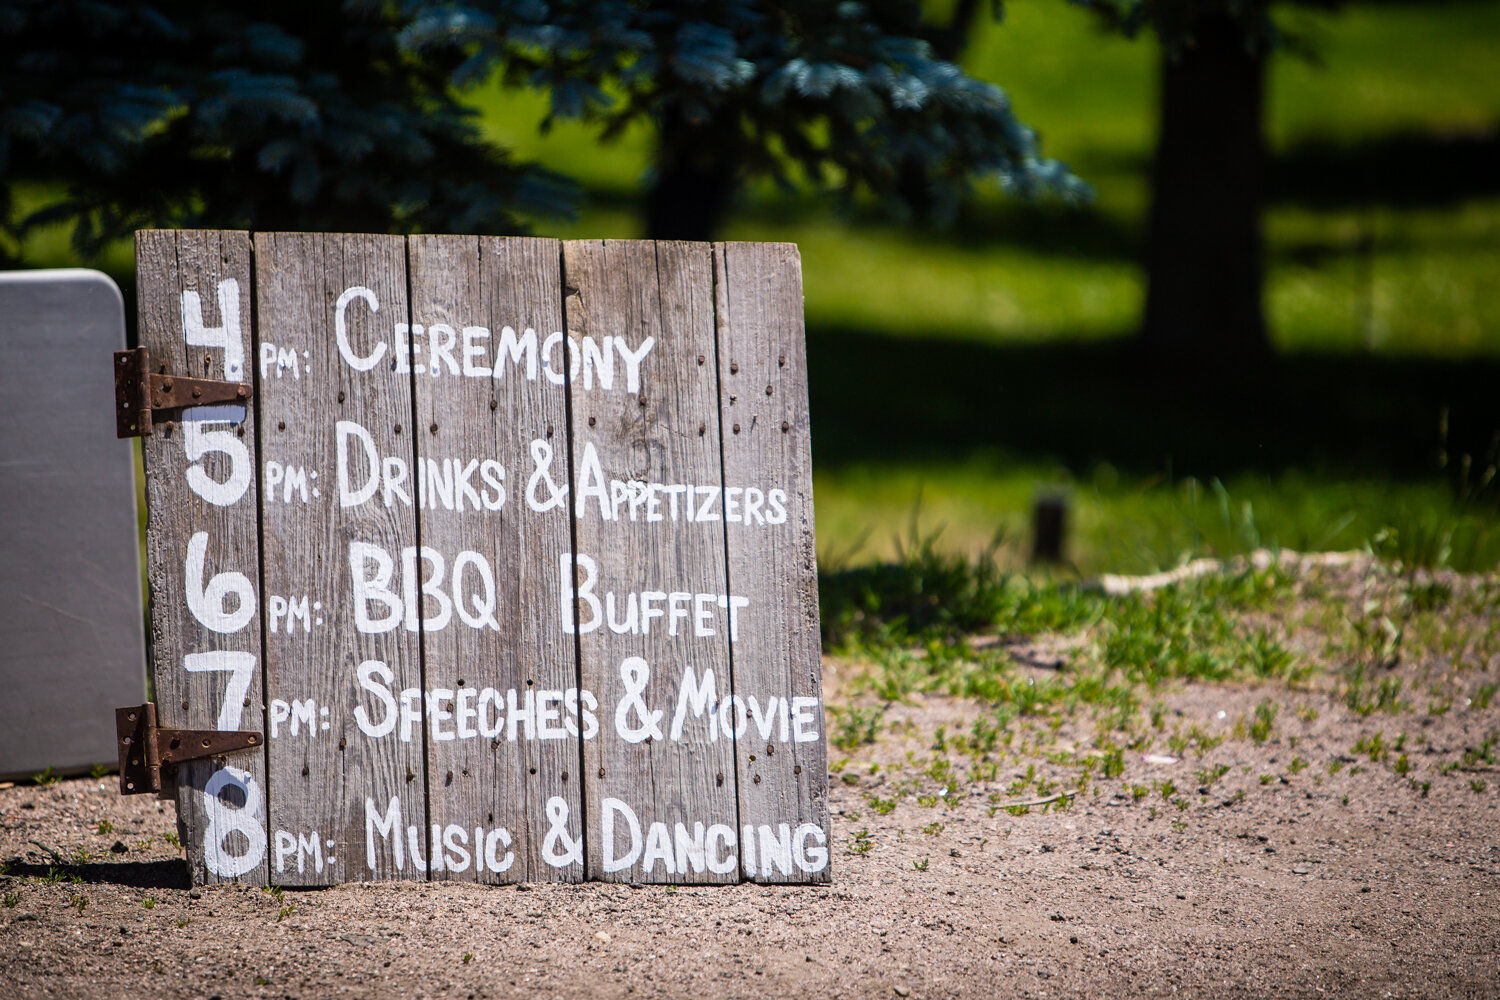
[184,651,257,731]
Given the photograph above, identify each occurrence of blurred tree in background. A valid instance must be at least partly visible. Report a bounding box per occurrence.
[1079,0,1340,363]
[0,0,1084,258]
[400,0,1087,240]
[0,0,576,259]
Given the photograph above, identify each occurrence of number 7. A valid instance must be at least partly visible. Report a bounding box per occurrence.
[184,651,258,731]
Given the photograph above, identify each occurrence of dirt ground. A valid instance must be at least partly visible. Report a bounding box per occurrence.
[5,566,1500,999]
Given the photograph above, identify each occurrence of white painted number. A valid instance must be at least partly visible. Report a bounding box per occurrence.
[183,651,257,731]
[185,531,256,633]
[202,767,267,879]
[183,420,251,506]
[182,279,245,379]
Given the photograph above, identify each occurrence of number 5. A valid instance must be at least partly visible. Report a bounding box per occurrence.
[184,420,250,506]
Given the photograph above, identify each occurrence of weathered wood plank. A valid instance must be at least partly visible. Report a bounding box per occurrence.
[408,235,584,882]
[253,232,426,884]
[564,240,740,883]
[713,242,830,883]
[137,229,269,886]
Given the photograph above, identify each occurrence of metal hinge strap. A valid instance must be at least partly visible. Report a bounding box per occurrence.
[115,703,263,795]
[114,346,251,438]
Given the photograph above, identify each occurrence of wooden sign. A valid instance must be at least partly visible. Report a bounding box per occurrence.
[133,231,829,886]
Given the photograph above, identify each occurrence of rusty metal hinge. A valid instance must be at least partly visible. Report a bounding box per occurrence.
[115,346,251,438]
[115,703,263,795]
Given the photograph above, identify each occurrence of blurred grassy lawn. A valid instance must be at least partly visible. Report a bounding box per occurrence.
[18,0,1500,575]
[467,0,1500,573]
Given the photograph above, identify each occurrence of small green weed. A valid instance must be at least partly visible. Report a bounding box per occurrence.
[1195,764,1230,787]
[830,705,883,752]
[1249,701,1278,743]
[37,867,80,886]
[1405,580,1453,612]
[263,884,294,921]
[1354,732,1389,762]
[1100,745,1125,779]
[913,857,930,872]
[1463,732,1497,768]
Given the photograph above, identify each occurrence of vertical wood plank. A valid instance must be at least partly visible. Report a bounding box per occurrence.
[137,229,269,886]
[565,240,740,884]
[714,242,831,883]
[408,235,584,883]
[254,232,426,884]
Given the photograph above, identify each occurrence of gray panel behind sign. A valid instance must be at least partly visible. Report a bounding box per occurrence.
[0,269,147,780]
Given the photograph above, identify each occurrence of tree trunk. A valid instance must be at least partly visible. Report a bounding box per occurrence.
[1141,13,1269,364]
[645,112,738,242]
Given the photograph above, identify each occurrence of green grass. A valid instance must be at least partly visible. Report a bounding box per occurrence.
[817,464,1500,576]
[461,0,1500,573]
[825,547,1500,823]
[824,541,1317,729]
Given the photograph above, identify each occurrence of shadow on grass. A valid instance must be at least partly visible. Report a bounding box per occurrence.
[6,858,188,890]
[723,120,1500,262]
[808,326,1500,483]
[1271,122,1500,210]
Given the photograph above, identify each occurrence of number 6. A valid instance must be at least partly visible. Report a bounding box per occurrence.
[186,531,256,633]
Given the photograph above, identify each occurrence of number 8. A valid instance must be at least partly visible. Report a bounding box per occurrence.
[202,767,267,879]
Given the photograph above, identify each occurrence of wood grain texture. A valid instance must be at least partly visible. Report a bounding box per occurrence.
[253,232,426,884]
[137,232,824,886]
[408,235,584,882]
[713,242,830,883]
[564,240,739,883]
[137,229,268,886]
